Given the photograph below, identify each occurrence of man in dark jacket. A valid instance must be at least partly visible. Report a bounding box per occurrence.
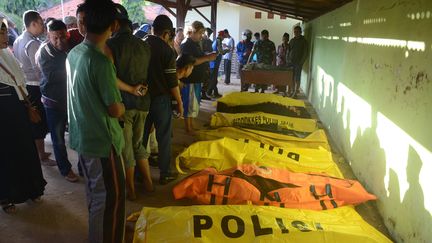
[287,26,308,97]
[36,19,78,182]
[107,4,153,199]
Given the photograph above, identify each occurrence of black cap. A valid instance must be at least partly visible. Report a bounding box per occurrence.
[205,27,213,35]
[114,3,129,20]
[152,15,173,32]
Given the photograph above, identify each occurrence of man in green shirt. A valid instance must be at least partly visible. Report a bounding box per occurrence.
[106,4,153,200]
[66,1,125,242]
[249,29,276,93]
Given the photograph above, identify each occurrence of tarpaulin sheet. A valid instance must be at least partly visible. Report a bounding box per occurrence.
[132,205,392,243]
[197,127,330,150]
[176,137,342,178]
[210,112,317,135]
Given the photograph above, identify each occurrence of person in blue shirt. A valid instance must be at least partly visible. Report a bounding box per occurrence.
[252,32,260,62]
[236,29,254,91]
[207,30,226,98]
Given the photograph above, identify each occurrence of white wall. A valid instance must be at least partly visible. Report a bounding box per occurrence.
[306,0,432,242]
[168,1,300,44]
[238,5,300,45]
[169,2,240,40]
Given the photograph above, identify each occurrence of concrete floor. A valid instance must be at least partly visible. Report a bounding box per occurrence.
[0,77,392,243]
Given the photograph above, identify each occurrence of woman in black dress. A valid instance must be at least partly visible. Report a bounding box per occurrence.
[0,17,46,213]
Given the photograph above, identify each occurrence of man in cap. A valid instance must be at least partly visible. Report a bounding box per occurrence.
[143,15,183,185]
[107,3,153,200]
[64,15,84,49]
[63,16,77,29]
[236,29,254,91]
[133,23,150,39]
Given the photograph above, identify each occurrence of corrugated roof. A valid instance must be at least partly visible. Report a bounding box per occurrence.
[224,0,353,21]
[147,0,213,9]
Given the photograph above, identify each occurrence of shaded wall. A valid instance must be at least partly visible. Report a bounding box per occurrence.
[305,0,432,242]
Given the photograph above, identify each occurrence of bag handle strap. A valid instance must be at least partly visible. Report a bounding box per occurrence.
[0,62,33,107]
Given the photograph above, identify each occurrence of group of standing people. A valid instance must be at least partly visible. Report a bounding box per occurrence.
[0,0,200,242]
[67,3,200,242]
[0,1,308,242]
[222,26,308,96]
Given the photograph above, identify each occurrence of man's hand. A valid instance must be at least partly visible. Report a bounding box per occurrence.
[130,84,147,96]
[207,52,218,61]
[176,101,184,119]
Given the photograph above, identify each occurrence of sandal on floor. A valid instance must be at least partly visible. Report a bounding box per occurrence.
[1,201,16,214]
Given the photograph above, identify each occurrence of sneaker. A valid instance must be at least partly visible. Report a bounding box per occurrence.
[41,158,57,166]
[65,170,78,183]
[159,173,178,185]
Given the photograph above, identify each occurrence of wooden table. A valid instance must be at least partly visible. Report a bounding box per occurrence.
[240,69,295,97]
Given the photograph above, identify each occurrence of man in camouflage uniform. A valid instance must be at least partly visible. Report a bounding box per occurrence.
[248,29,276,93]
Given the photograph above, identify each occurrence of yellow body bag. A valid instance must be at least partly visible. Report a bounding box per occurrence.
[198,127,330,150]
[216,92,306,107]
[132,205,392,243]
[216,92,311,118]
[210,112,317,134]
[176,137,342,178]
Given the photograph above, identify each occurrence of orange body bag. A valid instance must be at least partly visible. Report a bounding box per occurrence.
[173,165,376,210]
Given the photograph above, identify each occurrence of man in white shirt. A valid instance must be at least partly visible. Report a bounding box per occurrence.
[222,29,234,85]
[13,10,55,166]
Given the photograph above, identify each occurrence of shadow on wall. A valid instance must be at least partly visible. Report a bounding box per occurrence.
[305,0,432,242]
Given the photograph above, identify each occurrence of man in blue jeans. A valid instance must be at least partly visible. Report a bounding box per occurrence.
[143,15,183,185]
[36,19,78,182]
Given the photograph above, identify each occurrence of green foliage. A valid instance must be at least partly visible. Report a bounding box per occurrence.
[0,0,61,32]
[6,13,23,33]
[121,0,149,25]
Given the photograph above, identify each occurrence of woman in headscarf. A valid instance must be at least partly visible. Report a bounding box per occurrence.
[0,17,46,214]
